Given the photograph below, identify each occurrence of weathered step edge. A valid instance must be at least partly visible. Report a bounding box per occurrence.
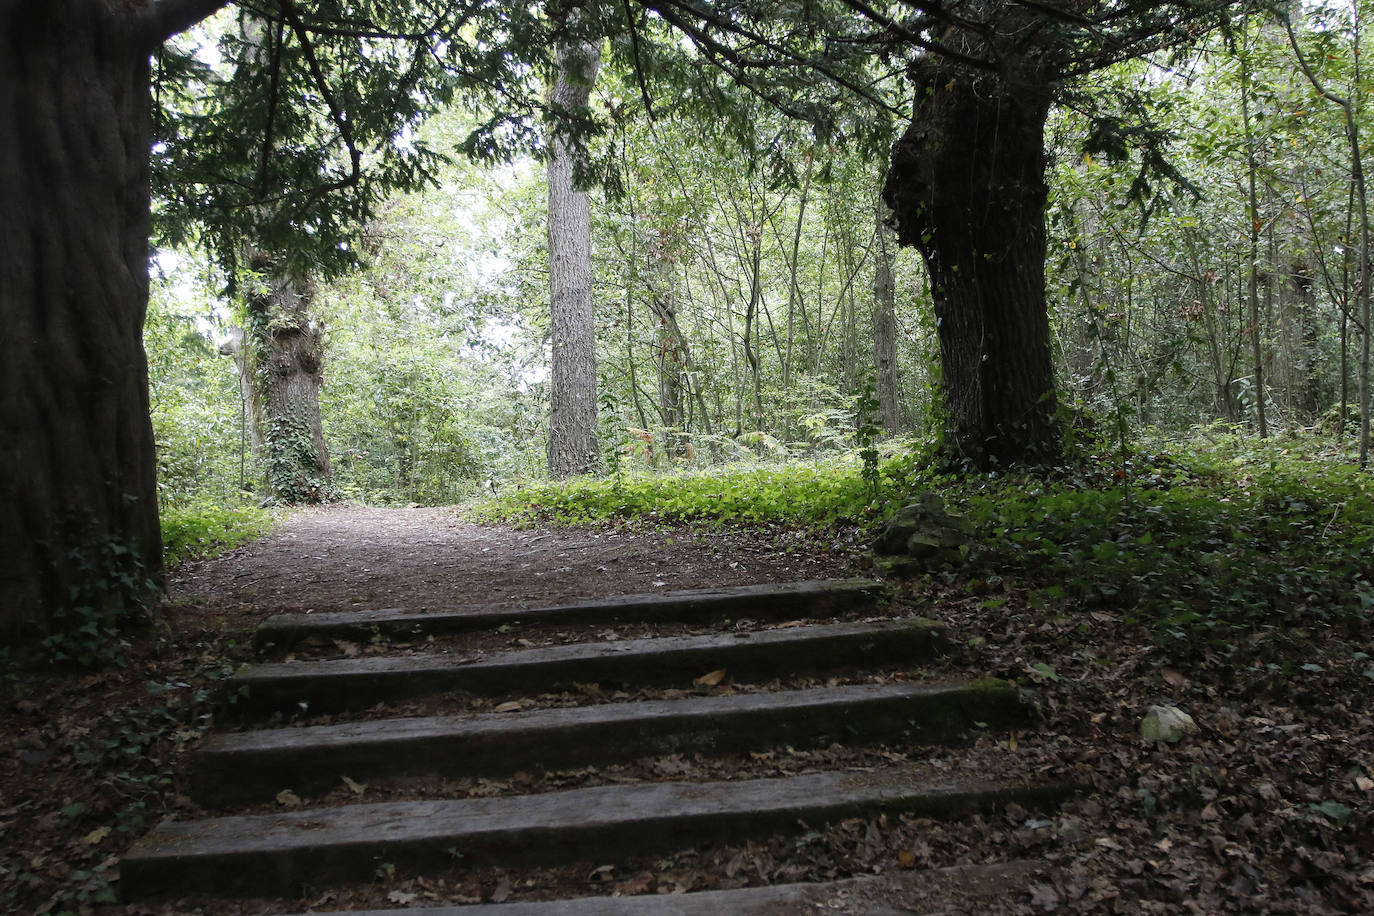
[254,579,888,652]
[290,860,1042,915]
[231,618,946,718]
[194,681,1023,805]
[122,767,1074,899]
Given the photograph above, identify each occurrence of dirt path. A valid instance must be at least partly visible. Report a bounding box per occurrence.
[168,505,866,618]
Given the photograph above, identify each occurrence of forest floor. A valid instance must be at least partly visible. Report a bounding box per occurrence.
[3,504,1372,914]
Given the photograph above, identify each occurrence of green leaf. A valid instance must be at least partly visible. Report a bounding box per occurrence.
[1309,801,1352,826]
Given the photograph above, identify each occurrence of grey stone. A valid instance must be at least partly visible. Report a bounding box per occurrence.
[1141,705,1199,743]
[875,496,970,568]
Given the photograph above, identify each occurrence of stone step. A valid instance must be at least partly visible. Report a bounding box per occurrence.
[253,579,886,653]
[194,681,1022,805]
[230,618,945,718]
[121,766,1070,899]
[287,861,1040,915]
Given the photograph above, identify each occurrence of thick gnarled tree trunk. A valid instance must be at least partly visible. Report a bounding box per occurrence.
[0,5,168,640]
[545,23,602,479]
[884,59,1061,467]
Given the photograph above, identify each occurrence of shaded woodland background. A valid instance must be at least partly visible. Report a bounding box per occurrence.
[150,7,1373,512]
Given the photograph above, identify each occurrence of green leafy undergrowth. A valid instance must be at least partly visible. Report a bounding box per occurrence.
[161,504,277,568]
[956,443,1374,640]
[465,458,918,528]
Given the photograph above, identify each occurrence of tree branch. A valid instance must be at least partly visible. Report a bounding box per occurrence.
[275,0,363,207]
[131,0,232,50]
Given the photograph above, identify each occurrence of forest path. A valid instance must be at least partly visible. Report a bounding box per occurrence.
[120,506,1066,912]
[168,503,862,619]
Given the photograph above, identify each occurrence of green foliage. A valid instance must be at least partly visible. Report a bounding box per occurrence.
[474,433,1372,647]
[263,413,333,504]
[153,5,546,282]
[958,437,1374,639]
[41,529,159,670]
[161,504,277,569]
[316,165,550,505]
[466,458,909,528]
[145,263,247,510]
[854,375,883,503]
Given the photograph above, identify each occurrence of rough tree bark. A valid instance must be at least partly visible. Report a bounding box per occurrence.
[545,16,602,479]
[218,326,265,471]
[871,200,903,436]
[243,251,332,502]
[647,244,688,457]
[0,0,229,641]
[883,56,1061,467]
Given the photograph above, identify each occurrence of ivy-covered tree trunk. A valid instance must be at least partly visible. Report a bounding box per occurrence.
[0,4,177,640]
[884,59,1061,467]
[244,252,332,503]
[545,23,602,479]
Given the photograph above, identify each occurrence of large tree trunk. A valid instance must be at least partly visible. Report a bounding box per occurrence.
[243,252,332,502]
[545,24,602,479]
[0,6,167,640]
[883,59,1061,467]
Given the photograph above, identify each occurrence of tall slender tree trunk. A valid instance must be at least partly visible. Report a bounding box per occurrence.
[0,6,169,639]
[1240,44,1269,438]
[743,231,766,433]
[872,200,903,435]
[544,17,601,479]
[218,327,265,477]
[884,59,1060,467]
[647,242,687,457]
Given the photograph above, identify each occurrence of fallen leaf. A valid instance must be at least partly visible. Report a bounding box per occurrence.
[341,775,367,796]
[490,877,511,903]
[82,826,110,846]
[276,789,302,807]
[614,872,654,895]
[773,620,807,629]
[1029,883,1061,910]
[1357,775,1374,792]
[1310,800,1353,825]
[1162,668,1189,688]
[653,755,692,777]
[897,849,918,868]
[386,890,417,904]
[694,668,728,687]
[493,701,523,713]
